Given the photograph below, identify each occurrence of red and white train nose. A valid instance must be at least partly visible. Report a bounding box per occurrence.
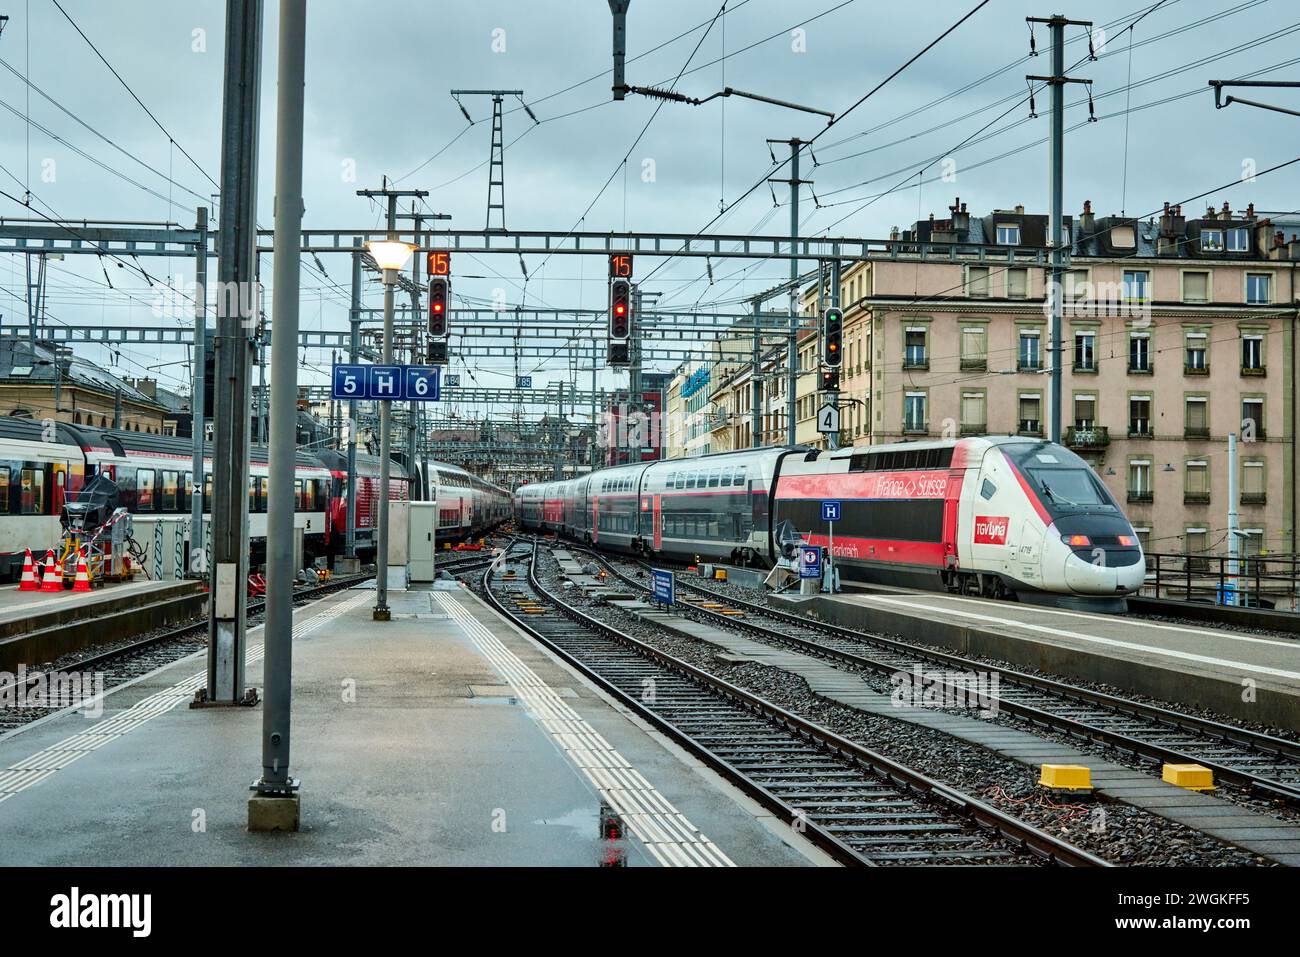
[1044,527,1146,596]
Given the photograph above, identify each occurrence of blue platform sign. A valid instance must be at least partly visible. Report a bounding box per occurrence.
[367,365,402,400]
[799,545,822,579]
[651,568,675,606]
[331,364,443,401]
[332,364,366,399]
[405,365,441,401]
[821,500,841,523]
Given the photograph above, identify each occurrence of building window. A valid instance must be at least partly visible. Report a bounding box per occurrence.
[960,392,986,434]
[1018,330,1042,370]
[1018,394,1041,435]
[1064,269,1090,301]
[1122,269,1150,302]
[1241,334,1264,374]
[960,326,987,370]
[1073,394,1096,430]
[1182,270,1209,303]
[1241,461,1265,505]
[1128,333,1151,373]
[1128,460,1152,503]
[1185,396,1209,438]
[1185,528,1208,571]
[1129,396,1152,437]
[903,393,926,433]
[1241,398,1264,440]
[1133,527,1151,554]
[1201,228,1224,251]
[1184,332,1208,373]
[904,328,928,368]
[1111,225,1136,249]
[1227,227,1250,252]
[996,224,1021,245]
[966,266,990,298]
[1073,330,1096,371]
[1246,273,1271,304]
[1007,267,1028,298]
[1184,460,1209,504]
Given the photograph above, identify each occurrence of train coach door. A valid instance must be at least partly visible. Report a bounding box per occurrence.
[652,494,662,551]
[941,470,962,566]
[592,498,599,544]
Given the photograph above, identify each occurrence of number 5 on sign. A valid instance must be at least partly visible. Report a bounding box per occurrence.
[405,366,441,401]
[331,363,366,399]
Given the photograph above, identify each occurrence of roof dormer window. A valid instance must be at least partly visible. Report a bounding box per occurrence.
[1201,228,1224,252]
[996,224,1020,245]
[1110,224,1136,249]
[1227,226,1250,252]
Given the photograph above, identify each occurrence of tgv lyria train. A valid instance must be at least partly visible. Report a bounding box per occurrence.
[516,436,1146,608]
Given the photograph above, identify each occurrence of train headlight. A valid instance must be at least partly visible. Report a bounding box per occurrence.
[1117,534,1136,547]
[1062,534,1091,547]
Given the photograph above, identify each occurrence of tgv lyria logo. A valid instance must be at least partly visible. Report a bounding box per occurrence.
[973,515,1009,545]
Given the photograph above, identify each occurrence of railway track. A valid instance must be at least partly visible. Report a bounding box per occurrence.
[579,548,1300,806]
[481,540,1105,867]
[0,573,371,733]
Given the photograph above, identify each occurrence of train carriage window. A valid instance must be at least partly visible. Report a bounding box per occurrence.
[294,479,305,510]
[685,472,696,489]
[0,467,8,514]
[248,475,257,512]
[707,468,720,488]
[665,472,675,490]
[20,468,43,515]
[980,479,997,501]
[259,477,269,510]
[204,472,213,508]
[137,470,156,510]
[182,472,193,512]
[161,471,179,511]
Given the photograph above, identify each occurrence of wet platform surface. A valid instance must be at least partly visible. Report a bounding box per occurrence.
[0,585,824,867]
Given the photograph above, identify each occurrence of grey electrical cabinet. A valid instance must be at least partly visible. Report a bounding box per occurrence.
[408,501,438,582]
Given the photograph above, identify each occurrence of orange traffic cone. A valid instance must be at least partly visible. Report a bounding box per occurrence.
[40,550,64,592]
[72,550,92,592]
[18,548,38,591]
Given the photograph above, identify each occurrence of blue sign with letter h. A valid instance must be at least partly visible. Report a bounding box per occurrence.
[821,500,841,522]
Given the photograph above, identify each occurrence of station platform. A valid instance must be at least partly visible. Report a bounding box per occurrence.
[777,590,1300,733]
[0,584,826,867]
[0,578,204,671]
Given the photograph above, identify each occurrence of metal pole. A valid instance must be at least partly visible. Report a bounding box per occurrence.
[751,299,761,448]
[1227,431,1239,606]
[256,328,267,445]
[189,207,208,575]
[257,0,306,801]
[346,239,360,560]
[408,210,420,500]
[375,197,397,621]
[629,286,643,463]
[1047,18,1064,445]
[205,0,261,706]
[829,254,842,451]
[787,140,800,446]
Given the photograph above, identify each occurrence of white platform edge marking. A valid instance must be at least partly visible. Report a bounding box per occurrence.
[0,591,372,803]
[436,592,734,868]
[864,593,1300,681]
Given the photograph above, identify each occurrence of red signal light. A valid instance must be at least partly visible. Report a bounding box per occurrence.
[1118,534,1136,547]
[1063,534,1091,547]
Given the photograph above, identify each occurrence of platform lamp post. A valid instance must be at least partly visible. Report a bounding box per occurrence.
[367,236,416,622]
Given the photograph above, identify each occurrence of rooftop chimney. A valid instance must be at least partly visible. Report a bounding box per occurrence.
[948,196,970,235]
[1080,200,1095,235]
[1246,202,1255,220]
[1014,204,1025,215]
[1222,201,1231,217]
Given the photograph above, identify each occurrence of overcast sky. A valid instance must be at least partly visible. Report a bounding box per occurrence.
[1,0,1295,422]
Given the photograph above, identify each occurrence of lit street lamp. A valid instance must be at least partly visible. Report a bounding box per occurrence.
[366,236,415,621]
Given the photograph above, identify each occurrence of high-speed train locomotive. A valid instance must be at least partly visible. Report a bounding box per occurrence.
[516,436,1146,607]
[0,417,510,579]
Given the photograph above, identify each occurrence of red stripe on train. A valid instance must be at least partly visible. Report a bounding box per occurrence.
[803,533,946,567]
[776,469,951,500]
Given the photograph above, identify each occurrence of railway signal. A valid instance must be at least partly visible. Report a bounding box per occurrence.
[608,276,632,366]
[427,276,450,337]
[822,307,843,369]
[427,340,448,364]
[820,369,839,392]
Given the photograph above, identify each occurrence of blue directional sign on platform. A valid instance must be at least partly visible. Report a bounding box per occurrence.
[651,568,675,606]
[821,500,841,523]
[330,364,442,401]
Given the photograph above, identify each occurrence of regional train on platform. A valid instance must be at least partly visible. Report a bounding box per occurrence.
[516,436,1146,608]
[0,417,510,580]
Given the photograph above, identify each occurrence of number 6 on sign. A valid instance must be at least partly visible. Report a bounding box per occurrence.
[405,366,441,402]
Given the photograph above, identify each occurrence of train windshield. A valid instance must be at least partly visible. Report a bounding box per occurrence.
[1025,467,1112,510]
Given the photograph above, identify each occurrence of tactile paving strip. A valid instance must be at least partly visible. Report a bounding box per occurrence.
[436,592,733,867]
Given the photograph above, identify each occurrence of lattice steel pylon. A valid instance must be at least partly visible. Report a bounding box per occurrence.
[450,90,537,233]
